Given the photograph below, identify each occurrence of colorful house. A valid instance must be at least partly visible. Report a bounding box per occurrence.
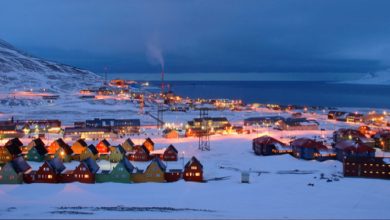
[291,138,334,160]
[71,139,88,156]
[252,135,291,156]
[133,158,166,183]
[109,145,125,163]
[373,131,390,152]
[0,156,31,184]
[122,138,135,152]
[150,145,178,161]
[25,139,48,162]
[60,158,99,184]
[24,158,65,183]
[96,139,110,160]
[96,158,135,183]
[142,138,155,152]
[54,141,73,163]
[333,129,375,147]
[80,144,99,161]
[334,140,376,161]
[127,145,150,161]
[48,138,67,155]
[183,156,203,182]
[163,129,179,139]
[0,146,12,165]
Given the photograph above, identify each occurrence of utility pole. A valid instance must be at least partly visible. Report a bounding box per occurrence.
[198,108,210,151]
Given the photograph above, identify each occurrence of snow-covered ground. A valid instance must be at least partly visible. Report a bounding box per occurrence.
[1,124,390,219]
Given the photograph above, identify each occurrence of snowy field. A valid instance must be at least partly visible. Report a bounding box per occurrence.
[1,128,390,219]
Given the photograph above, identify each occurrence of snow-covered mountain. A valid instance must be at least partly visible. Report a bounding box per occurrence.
[0,39,101,93]
[344,69,390,85]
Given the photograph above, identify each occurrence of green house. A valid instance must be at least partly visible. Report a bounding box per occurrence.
[26,141,48,162]
[96,158,135,183]
[0,163,23,184]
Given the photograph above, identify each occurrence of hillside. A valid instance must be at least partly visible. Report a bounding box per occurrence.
[0,39,101,93]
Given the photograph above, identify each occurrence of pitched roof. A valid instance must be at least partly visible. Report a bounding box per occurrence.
[123,138,135,147]
[47,158,66,174]
[87,144,99,155]
[81,157,100,174]
[75,139,88,147]
[58,141,73,155]
[291,138,328,151]
[99,139,110,147]
[32,139,48,156]
[147,157,166,171]
[334,140,375,153]
[119,157,135,173]
[5,138,23,154]
[11,156,31,174]
[144,138,154,146]
[166,144,178,153]
[185,156,203,169]
[114,145,126,154]
[253,135,287,147]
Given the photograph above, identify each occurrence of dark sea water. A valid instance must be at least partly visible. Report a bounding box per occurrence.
[153,81,390,108]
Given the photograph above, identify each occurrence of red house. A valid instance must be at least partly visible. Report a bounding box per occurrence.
[60,158,99,184]
[127,145,150,161]
[24,158,66,183]
[183,156,203,182]
[150,145,178,161]
[96,139,110,154]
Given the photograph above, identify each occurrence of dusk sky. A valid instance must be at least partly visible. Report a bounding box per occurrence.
[1,0,390,74]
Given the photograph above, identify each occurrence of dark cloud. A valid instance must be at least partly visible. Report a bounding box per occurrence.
[1,0,390,73]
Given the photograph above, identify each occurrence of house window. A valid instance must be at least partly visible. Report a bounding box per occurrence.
[9,175,14,180]
[191,166,197,170]
[48,175,53,179]
[84,174,89,179]
[156,174,160,177]
[195,172,200,177]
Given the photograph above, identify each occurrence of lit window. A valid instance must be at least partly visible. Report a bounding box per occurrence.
[191,166,197,170]
[195,172,200,177]
[48,175,53,179]
[84,174,89,179]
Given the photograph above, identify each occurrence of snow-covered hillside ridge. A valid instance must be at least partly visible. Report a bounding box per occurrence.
[343,69,390,85]
[0,39,101,93]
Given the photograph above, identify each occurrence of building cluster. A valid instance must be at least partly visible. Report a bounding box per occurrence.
[0,137,204,184]
[252,127,390,180]
[328,110,389,125]
[185,117,243,137]
[0,119,61,139]
[244,116,319,131]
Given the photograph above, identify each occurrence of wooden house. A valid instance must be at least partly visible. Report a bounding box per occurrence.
[122,138,135,152]
[60,158,99,184]
[133,158,166,183]
[109,145,125,163]
[142,138,155,152]
[373,131,390,152]
[327,111,348,121]
[4,138,23,158]
[150,145,178,161]
[24,158,65,183]
[252,135,291,156]
[0,146,12,165]
[80,144,99,161]
[54,141,73,163]
[183,156,203,182]
[165,169,182,182]
[275,118,319,131]
[346,113,364,123]
[96,158,135,183]
[291,138,335,160]
[334,140,375,162]
[48,138,67,155]
[96,139,110,160]
[333,129,375,147]
[0,156,31,184]
[163,129,179,139]
[344,157,390,179]
[71,139,88,155]
[0,125,23,139]
[127,145,150,161]
[25,139,48,162]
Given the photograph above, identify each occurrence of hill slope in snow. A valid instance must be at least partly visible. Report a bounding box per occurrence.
[0,39,101,93]
[343,69,390,85]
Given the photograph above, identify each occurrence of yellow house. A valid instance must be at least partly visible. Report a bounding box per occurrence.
[109,145,124,163]
[79,145,99,161]
[132,158,166,183]
[122,138,135,152]
[0,146,12,164]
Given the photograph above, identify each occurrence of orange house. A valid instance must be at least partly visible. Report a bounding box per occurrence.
[142,138,154,152]
[48,138,68,155]
[71,139,88,155]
